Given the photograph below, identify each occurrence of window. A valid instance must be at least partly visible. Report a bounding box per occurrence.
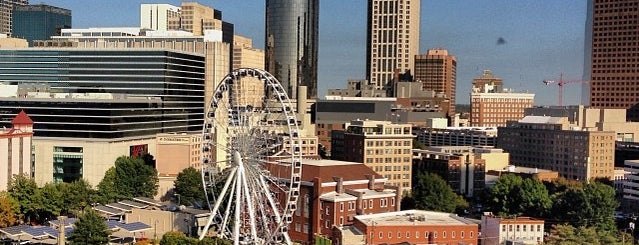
[340,203,344,212]
[452,231,455,238]
[442,231,446,238]
[391,197,395,206]
[388,232,392,238]
[397,232,401,238]
[434,231,437,238]
[470,231,474,238]
[339,216,344,225]
[369,200,373,208]
[325,220,329,228]
[502,225,506,232]
[406,231,410,238]
[461,231,464,238]
[379,232,383,238]
[416,231,419,238]
[537,225,541,232]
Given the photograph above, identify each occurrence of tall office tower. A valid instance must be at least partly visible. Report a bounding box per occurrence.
[414,49,456,116]
[588,0,639,121]
[12,4,71,45]
[0,0,28,35]
[140,4,180,31]
[265,0,319,99]
[366,0,420,91]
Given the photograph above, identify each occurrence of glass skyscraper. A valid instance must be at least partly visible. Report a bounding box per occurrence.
[11,4,71,46]
[265,0,319,99]
[0,49,205,139]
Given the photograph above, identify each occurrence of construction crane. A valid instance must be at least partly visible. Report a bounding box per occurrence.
[542,73,589,106]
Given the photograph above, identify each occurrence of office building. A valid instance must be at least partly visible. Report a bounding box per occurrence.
[414,49,456,116]
[394,81,452,117]
[266,159,400,244]
[366,0,420,91]
[155,132,202,177]
[265,0,319,99]
[498,116,615,180]
[11,4,71,45]
[417,127,498,147]
[232,35,264,70]
[331,120,414,192]
[412,149,486,197]
[0,0,28,35]
[0,49,205,185]
[328,79,387,98]
[334,210,478,245]
[140,4,180,31]
[587,0,639,121]
[470,92,534,127]
[624,160,639,210]
[480,214,544,245]
[0,34,27,48]
[0,110,33,191]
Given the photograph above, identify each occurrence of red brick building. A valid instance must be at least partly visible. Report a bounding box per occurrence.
[333,210,479,245]
[267,159,400,244]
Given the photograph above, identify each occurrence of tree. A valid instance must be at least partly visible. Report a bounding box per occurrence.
[59,179,96,215]
[199,237,232,245]
[174,167,206,206]
[38,182,63,220]
[413,139,428,150]
[487,174,551,217]
[97,167,119,203]
[68,208,112,245]
[0,191,19,228]
[545,224,620,245]
[407,173,468,213]
[113,156,159,199]
[550,182,618,232]
[8,174,41,223]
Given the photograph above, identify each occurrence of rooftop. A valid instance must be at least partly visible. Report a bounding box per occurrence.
[355,210,477,226]
[519,116,565,124]
[11,110,33,125]
[268,159,383,183]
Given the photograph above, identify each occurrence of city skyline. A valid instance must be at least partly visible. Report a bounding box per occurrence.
[36,0,586,105]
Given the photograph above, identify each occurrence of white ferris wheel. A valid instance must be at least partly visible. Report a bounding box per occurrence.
[199,68,302,244]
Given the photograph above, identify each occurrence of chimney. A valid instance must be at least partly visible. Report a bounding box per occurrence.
[333,176,344,193]
[57,216,67,245]
[366,174,375,190]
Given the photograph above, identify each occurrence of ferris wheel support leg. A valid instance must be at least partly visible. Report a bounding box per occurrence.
[241,167,259,242]
[199,166,238,240]
[233,151,244,245]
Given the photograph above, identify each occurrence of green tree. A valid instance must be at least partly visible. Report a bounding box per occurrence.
[545,224,621,245]
[199,237,232,245]
[113,156,159,199]
[487,174,551,217]
[0,191,19,228]
[68,208,112,245]
[174,167,206,206]
[97,167,119,203]
[59,179,96,215]
[407,173,468,213]
[413,139,427,150]
[38,182,63,220]
[8,174,41,223]
[551,182,618,231]
[160,231,197,245]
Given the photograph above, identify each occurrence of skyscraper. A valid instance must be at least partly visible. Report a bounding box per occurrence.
[265,0,319,99]
[140,3,180,31]
[0,0,28,35]
[12,4,71,45]
[587,0,639,121]
[414,49,456,116]
[366,0,420,91]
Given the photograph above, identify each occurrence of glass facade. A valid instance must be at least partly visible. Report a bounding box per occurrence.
[12,4,72,46]
[0,49,206,139]
[265,0,319,99]
[53,146,83,183]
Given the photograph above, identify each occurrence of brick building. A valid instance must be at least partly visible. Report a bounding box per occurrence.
[333,210,478,245]
[267,159,400,244]
[414,49,457,116]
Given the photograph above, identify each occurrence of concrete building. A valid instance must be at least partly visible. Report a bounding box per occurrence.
[586,0,639,121]
[394,81,452,117]
[232,34,264,70]
[266,159,400,244]
[140,4,180,31]
[0,110,33,191]
[265,0,318,99]
[498,116,615,181]
[487,165,560,182]
[0,49,204,186]
[334,210,478,245]
[11,4,71,45]
[0,0,28,35]
[624,160,639,210]
[155,132,202,177]
[328,79,387,98]
[470,91,534,127]
[412,149,486,198]
[480,214,544,245]
[366,0,420,91]
[414,49,457,116]
[0,34,27,48]
[417,127,498,147]
[331,120,414,192]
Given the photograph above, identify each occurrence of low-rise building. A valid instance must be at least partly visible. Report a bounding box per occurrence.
[417,127,498,147]
[487,165,560,182]
[0,110,33,190]
[333,210,479,245]
[480,214,545,245]
[412,149,485,197]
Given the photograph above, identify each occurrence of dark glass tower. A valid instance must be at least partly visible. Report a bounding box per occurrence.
[265,0,319,99]
[12,4,71,46]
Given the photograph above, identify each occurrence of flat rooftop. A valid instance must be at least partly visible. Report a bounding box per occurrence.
[300,159,361,167]
[355,210,476,226]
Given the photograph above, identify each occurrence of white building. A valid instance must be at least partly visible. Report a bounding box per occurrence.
[140,4,181,31]
[480,214,544,245]
[0,110,33,191]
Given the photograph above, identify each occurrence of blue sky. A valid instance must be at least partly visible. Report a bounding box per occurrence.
[41,0,587,105]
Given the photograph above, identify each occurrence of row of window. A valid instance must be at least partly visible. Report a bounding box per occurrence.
[502,224,542,232]
[373,230,474,240]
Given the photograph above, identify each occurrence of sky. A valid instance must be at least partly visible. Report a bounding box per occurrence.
[40,0,588,106]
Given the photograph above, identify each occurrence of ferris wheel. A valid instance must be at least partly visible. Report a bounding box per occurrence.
[199,68,302,244]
